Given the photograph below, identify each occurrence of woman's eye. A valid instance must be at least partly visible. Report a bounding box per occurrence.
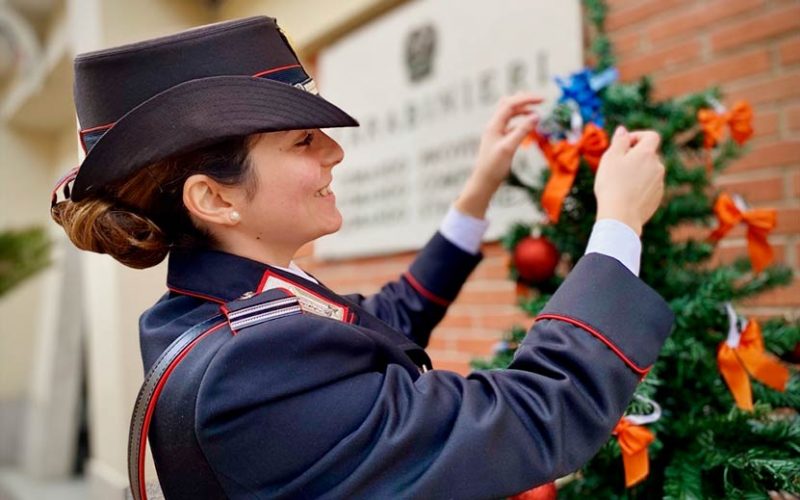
[296,131,314,147]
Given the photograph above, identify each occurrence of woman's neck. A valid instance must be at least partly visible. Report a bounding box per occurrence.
[217,234,300,268]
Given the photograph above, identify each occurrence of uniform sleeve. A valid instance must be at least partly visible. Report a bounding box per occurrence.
[344,231,482,348]
[194,253,673,499]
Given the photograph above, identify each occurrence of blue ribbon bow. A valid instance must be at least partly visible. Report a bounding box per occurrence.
[556,67,618,126]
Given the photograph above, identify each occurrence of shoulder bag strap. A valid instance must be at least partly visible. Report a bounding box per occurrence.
[127,314,226,500]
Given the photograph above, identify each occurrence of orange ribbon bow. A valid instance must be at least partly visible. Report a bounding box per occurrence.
[613,417,654,488]
[717,319,790,411]
[533,124,608,223]
[697,100,754,172]
[709,193,776,273]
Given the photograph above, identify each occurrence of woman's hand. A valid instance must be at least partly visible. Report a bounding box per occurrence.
[454,93,542,219]
[594,127,665,236]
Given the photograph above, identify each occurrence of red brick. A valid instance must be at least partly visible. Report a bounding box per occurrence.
[794,172,800,196]
[456,287,518,306]
[428,357,471,375]
[779,35,800,65]
[727,140,800,172]
[609,31,642,56]
[607,0,692,31]
[649,0,765,43]
[438,313,475,329]
[753,110,780,138]
[654,49,771,99]
[477,310,533,330]
[775,208,800,235]
[709,241,786,267]
[788,105,800,131]
[619,39,701,80]
[726,72,800,105]
[473,256,511,280]
[743,278,800,307]
[455,337,500,357]
[711,4,800,53]
[426,336,449,351]
[606,0,639,9]
[715,175,784,203]
[481,243,507,257]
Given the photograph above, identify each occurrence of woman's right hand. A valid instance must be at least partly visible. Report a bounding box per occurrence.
[594,127,665,236]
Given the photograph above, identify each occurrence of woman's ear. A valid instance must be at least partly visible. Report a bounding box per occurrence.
[182,174,241,227]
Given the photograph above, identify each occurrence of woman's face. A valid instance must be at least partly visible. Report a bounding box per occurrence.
[237,128,345,251]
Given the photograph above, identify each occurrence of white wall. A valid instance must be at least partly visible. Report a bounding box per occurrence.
[219,0,407,54]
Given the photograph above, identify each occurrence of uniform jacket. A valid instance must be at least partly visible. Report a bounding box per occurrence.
[139,232,674,499]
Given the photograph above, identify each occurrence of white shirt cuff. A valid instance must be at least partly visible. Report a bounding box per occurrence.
[585,219,642,276]
[439,207,490,255]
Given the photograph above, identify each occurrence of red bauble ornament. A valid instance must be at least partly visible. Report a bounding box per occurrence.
[513,236,560,284]
[510,482,558,500]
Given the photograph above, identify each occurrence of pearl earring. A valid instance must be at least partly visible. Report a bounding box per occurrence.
[229,210,241,222]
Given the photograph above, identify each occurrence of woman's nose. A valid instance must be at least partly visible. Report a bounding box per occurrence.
[318,130,344,168]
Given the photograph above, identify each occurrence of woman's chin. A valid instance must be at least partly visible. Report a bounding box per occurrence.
[318,213,343,238]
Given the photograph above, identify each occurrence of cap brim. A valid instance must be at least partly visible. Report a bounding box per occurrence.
[71,76,358,201]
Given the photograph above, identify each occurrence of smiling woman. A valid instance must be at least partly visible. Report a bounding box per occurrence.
[194,128,347,267]
[49,15,673,500]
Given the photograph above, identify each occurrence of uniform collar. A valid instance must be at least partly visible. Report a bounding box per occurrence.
[167,248,320,304]
[167,248,433,373]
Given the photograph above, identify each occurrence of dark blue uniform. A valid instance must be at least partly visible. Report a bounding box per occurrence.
[139,232,673,499]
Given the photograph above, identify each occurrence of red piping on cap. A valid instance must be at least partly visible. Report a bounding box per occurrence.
[79,122,115,153]
[252,63,302,78]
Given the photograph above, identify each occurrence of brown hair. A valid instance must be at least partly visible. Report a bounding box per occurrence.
[51,136,256,269]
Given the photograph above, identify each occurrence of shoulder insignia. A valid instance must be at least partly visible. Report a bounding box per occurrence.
[221,289,302,334]
[258,270,351,322]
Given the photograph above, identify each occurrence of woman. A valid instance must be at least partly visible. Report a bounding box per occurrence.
[51,16,673,500]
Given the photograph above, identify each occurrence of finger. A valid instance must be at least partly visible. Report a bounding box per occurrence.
[501,112,540,150]
[603,125,632,159]
[628,130,661,153]
[487,93,543,133]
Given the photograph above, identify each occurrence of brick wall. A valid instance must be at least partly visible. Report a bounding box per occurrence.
[301,0,800,375]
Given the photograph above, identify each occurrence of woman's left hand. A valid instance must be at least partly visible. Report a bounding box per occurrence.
[454,92,542,219]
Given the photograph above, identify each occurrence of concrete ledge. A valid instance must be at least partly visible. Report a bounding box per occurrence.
[0,467,87,500]
[86,459,128,500]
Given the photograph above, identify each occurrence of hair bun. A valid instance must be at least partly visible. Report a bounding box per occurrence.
[52,198,168,269]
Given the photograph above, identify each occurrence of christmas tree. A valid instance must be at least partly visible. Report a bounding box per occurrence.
[474,0,800,497]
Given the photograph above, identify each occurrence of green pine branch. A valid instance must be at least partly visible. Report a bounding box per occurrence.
[480,0,800,497]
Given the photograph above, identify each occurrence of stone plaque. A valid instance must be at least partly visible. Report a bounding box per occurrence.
[316,0,583,258]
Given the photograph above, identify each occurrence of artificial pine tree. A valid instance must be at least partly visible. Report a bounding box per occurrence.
[475,1,800,497]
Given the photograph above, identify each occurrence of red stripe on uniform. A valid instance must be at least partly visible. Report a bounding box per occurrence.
[535,313,650,377]
[402,272,451,307]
